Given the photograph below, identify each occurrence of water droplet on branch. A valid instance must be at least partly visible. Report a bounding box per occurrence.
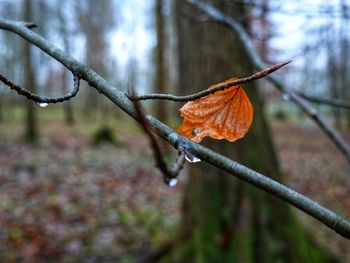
[185,152,201,163]
[167,178,178,187]
[36,102,48,108]
[282,93,290,101]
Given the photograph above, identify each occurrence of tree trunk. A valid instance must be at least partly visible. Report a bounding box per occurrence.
[78,0,114,120]
[23,0,38,143]
[58,3,75,125]
[171,1,329,262]
[154,0,171,152]
[62,69,75,125]
[155,0,168,123]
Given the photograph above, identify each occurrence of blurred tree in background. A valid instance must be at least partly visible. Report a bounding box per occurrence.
[154,0,168,123]
[77,0,115,120]
[22,0,38,142]
[57,1,75,125]
[172,1,329,262]
[0,1,21,123]
[326,1,350,130]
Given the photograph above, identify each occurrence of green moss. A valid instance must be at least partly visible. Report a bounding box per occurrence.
[7,227,23,243]
[92,126,124,146]
[283,213,328,262]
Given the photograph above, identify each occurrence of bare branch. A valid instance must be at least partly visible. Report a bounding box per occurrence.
[0,72,80,104]
[131,94,186,185]
[187,0,350,165]
[169,147,186,178]
[295,91,350,110]
[1,17,350,239]
[132,61,291,102]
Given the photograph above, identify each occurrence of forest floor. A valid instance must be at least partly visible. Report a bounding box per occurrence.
[0,109,349,262]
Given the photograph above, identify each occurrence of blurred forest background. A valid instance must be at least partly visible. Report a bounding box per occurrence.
[0,0,350,262]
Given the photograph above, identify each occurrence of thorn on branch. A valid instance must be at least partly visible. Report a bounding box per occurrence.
[0,72,80,105]
[130,92,186,186]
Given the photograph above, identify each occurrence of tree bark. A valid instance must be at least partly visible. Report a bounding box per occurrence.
[58,3,75,125]
[155,0,168,123]
[23,0,38,143]
[172,1,329,262]
[62,69,75,125]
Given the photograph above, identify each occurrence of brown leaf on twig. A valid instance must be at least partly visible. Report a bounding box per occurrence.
[177,78,253,143]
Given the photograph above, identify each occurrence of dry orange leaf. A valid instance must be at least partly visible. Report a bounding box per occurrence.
[177,78,253,143]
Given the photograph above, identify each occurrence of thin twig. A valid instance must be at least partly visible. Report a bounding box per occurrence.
[132,61,291,102]
[0,73,80,104]
[131,94,185,184]
[170,147,186,178]
[1,17,350,238]
[187,0,350,164]
[295,91,350,110]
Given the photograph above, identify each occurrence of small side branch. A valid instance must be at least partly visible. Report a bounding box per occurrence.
[0,72,80,104]
[295,91,350,110]
[131,95,185,185]
[133,61,290,102]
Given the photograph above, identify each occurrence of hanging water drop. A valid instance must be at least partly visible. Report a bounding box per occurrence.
[185,152,201,163]
[282,93,290,101]
[36,102,48,108]
[167,178,178,187]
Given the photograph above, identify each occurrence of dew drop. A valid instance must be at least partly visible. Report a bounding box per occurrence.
[36,102,48,108]
[192,127,201,136]
[167,178,178,187]
[185,152,201,163]
[282,93,290,101]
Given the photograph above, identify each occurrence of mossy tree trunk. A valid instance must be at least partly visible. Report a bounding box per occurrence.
[171,1,329,262]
